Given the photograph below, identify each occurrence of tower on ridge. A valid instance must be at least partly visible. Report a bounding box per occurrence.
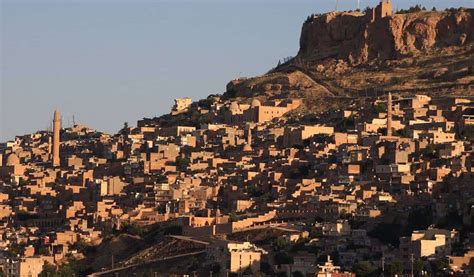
[369,0,393,22]
[377,0,393,18]
[52,110,61,167]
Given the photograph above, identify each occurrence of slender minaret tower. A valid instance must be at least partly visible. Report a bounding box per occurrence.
[243,124,253,152]
[247,125,252,146]
[52,110,61,167]
[386,92,393,136]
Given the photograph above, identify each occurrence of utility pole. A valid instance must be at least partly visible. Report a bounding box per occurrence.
[410,253,415,277]
[381,255,385,276]
[111,254,115,269]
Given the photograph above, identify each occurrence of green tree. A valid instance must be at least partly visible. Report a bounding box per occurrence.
[163,221,183,235]
[292,271,305,277]
[121,221,145,236]
[339,209,351,219]
[273,237,289,250]
[243,266,253,275]
[210,262,221,274]
[175,156,190,170]
[39,261,78,277]
[374,103,387,113]
[38,247,50,255]
[248,184,264,197]
[430,258,449,275]
[39,263,57,277]
[406,206,433,234]
[119,122,130,135]
[398,126,410,137]
[72,239,95,254]
[274,252,294,265]
[352,261,376,277]
[229,212,238,222]
[368,222,403,247]
[260,261,273,275]
[389,260,404,276]
[413,258,425,275]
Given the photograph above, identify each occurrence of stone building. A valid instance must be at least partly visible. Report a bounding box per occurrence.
[227,242,267,273]
[368,0,393,22]
[171,97,192,115]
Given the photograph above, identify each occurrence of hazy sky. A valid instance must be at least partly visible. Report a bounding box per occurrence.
[1,0,473,141]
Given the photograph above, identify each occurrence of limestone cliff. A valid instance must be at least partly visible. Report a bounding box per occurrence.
[223,8,474,107]
[298,8,473,64]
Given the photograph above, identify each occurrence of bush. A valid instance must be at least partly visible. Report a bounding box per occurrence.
[397,5,426,14]
[175,156,190,170]
[39,257,91,277]
[163,222,183,235]
[229,212,238,222]
[292,271,305,277]
[389,260,404,276]
[274,252,294,265]
[374,103,387,113]
[121,222,145,236]
[368,222,403,246]
[248,184,264,197]
[273,237,289,250]
[72,240,95,254]
[260,261,273,275]
[288,165,310,179]
[352,261,376,277]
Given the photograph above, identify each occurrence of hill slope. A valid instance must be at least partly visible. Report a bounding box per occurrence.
[223,8,474,111]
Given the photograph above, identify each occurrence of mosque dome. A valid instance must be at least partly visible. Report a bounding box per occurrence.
[251,99,261,107]
[6,153,20,166]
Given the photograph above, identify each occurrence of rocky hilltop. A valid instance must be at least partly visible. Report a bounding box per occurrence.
[299,8,473,64]
[224,7,474,107]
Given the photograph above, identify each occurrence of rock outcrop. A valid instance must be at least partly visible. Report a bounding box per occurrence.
[298,8,474,64]
[225,70,331,98]
[223,7,474,104]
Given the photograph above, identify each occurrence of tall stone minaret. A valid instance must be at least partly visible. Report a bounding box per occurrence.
[386,92,393,136]
[52,110,61,167]
[247,125,252,146]
[243,124,253,152]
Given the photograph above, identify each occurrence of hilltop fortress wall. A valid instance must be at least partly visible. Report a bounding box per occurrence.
[298,3,473,64]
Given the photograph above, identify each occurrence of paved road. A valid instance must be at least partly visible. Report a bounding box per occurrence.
[88,250,206,277]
